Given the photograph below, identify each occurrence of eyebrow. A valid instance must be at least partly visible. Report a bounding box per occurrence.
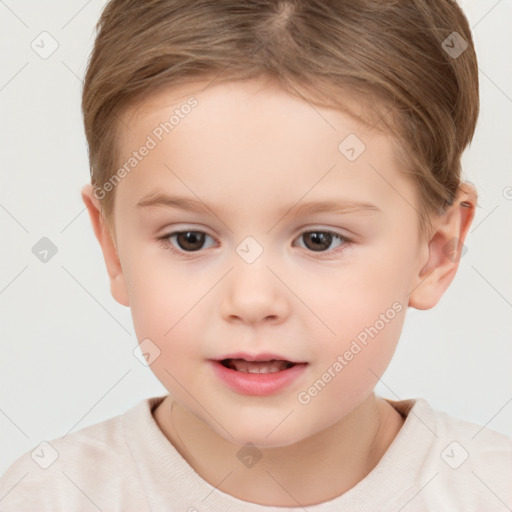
[136,193,381,217]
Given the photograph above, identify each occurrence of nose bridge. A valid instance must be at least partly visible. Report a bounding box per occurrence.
[220,236,289,324]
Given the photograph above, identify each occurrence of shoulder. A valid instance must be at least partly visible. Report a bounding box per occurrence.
[0,397,160,512]
[388,397,512,510]
[420,398,512,467]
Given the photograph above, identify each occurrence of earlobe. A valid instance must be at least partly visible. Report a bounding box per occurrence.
[408,183,477,310]
[81,184,130,307]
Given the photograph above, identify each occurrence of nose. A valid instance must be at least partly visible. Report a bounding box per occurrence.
[219,256,290,326]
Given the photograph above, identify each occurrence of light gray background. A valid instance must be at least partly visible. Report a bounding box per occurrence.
[1,0,511,476]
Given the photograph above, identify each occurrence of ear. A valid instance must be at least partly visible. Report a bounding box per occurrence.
[408,182,477,310]
[81,184,130,307]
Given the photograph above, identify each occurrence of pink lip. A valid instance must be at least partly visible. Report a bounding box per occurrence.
[208,360,308,396]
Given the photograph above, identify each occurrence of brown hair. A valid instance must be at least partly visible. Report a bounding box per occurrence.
[82,0,479,240]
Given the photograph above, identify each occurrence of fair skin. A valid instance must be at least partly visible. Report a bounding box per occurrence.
[82,77,476,506]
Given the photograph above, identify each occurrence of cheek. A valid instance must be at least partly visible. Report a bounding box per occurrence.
[298,304,406,421]
[122,244,207,335]
[293,253,408,340]
[129,291,207,364]
[125,260,217,387]
[294,256,407,398]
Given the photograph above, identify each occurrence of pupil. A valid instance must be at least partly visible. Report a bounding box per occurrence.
[305,232,331,251]
[178,231,205,251]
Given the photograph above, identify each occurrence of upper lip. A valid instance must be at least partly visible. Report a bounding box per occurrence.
[212,352,307,364]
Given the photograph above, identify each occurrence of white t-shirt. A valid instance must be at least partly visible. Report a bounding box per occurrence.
[1,395,511,511]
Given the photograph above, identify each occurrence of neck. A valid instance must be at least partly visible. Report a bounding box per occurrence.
[153,392,404,507]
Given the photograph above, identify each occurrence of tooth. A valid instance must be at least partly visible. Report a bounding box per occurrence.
[227,359,291,373]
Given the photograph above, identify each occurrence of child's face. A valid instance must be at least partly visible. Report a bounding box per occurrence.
[95,78,430,446]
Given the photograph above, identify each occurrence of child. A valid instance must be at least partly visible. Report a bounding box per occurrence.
[1,0,511,510]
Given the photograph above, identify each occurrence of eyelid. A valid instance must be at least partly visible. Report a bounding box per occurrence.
[157,223,216,239]
[157,224,352,242]
[293,221,359,240]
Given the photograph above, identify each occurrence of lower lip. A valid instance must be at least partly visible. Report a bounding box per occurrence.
[209,360,308,396]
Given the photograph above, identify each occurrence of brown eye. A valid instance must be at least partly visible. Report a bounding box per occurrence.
[174,231,206,251]
[302,231,333,251]
[293,230,349,256]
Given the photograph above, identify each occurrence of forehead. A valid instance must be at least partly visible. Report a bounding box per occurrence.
[121,76,387,142]
[115,77,416,219]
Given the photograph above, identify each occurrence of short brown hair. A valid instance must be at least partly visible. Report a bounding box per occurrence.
[82,0,479,240]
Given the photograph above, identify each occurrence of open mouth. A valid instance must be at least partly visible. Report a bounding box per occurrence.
[220,358,297,373]
[211,356,309,395]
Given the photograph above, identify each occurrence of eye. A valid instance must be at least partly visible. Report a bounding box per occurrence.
[294,230,350,256]
[157,230,216,255]
[157,228,351,258]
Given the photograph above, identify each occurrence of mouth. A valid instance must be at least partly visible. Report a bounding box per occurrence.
[209,354,308,395]
[219,358,298,373]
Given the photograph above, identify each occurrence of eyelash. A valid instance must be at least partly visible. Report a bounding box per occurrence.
[156,229,351,259]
